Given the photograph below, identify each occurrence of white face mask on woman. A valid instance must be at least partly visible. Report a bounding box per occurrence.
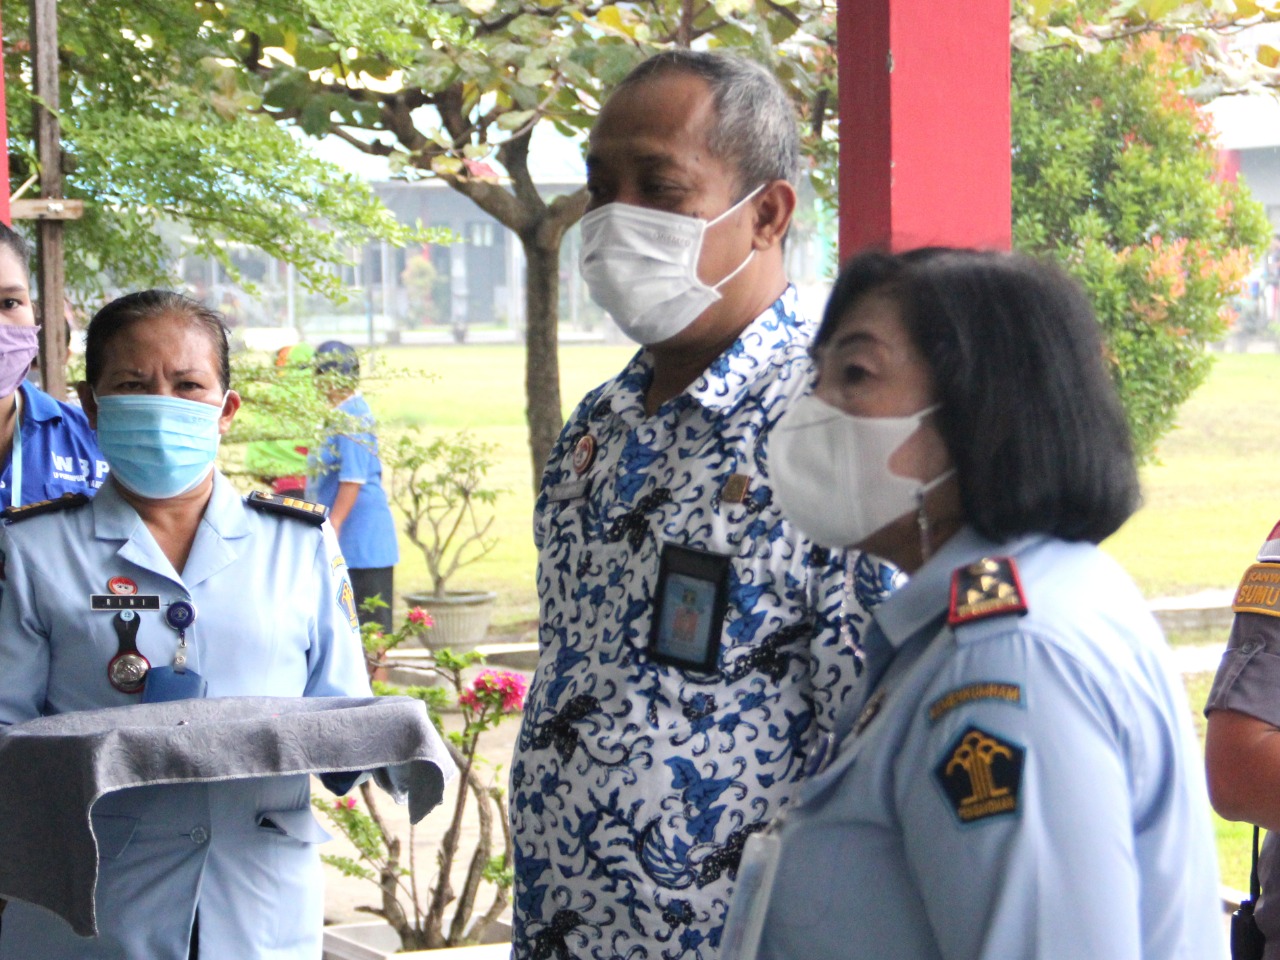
[577,186,763,345]
[769,393,953,550]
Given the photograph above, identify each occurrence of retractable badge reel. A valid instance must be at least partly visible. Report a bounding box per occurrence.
[140,599,207,702]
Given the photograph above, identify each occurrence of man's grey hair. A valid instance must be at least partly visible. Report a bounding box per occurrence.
[614,50,801,195]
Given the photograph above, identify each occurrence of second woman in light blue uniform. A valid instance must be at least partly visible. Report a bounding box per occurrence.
[726,249,1224,960]
[0,291,371,959]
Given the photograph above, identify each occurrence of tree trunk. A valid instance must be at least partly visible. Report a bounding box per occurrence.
[522,236,563,487]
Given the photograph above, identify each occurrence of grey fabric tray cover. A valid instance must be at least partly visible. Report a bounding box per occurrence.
[0,695,456,936]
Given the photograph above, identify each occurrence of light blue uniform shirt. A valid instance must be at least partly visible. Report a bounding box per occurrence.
[0,380,108,509]
[305,392,398,570]
[757,528,1223,960]
[0,472,371,959]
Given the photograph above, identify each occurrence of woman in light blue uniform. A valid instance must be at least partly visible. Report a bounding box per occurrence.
[728,250,1223,960]
[0,223,106,507]
[0,290,371,959]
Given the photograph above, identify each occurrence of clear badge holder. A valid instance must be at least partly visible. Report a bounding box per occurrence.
[720,829,783,960]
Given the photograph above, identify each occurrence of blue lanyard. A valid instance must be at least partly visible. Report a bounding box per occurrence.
[9,391,22,510]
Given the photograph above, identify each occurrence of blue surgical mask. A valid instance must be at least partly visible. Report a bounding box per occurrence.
[94,393,227,499]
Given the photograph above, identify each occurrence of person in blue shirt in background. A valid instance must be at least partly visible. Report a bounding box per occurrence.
[306,340,399,634]
[0,223,105,508]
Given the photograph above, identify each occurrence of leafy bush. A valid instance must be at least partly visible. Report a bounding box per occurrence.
[1013,36,1271,461]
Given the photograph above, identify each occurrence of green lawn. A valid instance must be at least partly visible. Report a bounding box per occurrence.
[276,343,1279,890]
[358,343,635,628]
[1103,352,1280,597]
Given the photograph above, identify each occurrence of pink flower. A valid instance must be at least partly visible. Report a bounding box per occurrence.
[465,669,528,713]
[335,796,357,810]
[407,608,434,627]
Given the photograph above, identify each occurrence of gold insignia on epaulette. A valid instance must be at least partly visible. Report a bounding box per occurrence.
[0,492,91,523]
[245,490,329,526]
[1234,563,1280,618]
[947,557,1028,627]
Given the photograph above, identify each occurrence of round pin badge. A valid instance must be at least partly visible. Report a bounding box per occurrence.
[571,435,597,475]
[107,576,138,596]
[108,651,150,694]
[166,599,196,631]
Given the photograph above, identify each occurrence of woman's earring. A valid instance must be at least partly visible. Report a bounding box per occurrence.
[916,489,932,564]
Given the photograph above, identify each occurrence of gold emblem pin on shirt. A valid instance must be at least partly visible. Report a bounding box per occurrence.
[720,474,749,504]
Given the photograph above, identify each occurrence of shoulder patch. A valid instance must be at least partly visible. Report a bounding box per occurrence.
[1234,563,1280,618]
[947,557,1028,627]
[934,726,1024,825]
[1258,521,1280,562]
[1,492,90,523]
[245,491,328,526]
[928,682,1023,723]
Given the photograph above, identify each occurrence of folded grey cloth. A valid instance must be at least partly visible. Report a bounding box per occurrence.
[0,695,456,936]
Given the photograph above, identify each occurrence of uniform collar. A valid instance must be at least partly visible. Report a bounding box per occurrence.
[92,471,248,540]
[872,526,1044,649]
[595,285,808,424]
[17,380,64,424]
[92,472,251,588]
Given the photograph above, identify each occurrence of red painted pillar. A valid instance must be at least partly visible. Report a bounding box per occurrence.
[0,6,10,226]
[838,0,1011,258]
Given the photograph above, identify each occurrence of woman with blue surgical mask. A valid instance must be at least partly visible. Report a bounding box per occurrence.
[0,222,105,508]
[0,290,372,959]
[725,249,1223,960]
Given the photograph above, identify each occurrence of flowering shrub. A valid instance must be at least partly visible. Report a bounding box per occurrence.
[459,670,529,716]
[1012,34,1271,460]
[315,611,528,951]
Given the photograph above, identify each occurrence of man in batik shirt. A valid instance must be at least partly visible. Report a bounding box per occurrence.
[510,50,893,960]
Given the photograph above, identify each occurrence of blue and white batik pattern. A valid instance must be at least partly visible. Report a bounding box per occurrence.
[510,287,894,960]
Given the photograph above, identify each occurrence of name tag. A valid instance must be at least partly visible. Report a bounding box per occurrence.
[91,594,161,611]
[546,478,591,503]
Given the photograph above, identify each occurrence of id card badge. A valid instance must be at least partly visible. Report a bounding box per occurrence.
[140,666,208,703]
[721,830,782,960]
[649,543,731,672]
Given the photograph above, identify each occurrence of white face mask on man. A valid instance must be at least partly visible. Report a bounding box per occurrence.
[769,393,954,550]
[577,185,763,345]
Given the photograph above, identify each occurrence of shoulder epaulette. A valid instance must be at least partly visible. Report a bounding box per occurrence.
[947,556,1028,627]
[1234,563,1280,618]
[1,492,91,523]
[245,491,328,526]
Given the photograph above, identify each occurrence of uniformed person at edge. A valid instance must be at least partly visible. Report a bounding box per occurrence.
[0,290,371,959]
[722,249,1223,960]
[1206,525,1280,959]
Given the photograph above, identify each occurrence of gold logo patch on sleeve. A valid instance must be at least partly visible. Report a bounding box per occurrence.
[934,726,1025,825]
[1234,563,1280,618]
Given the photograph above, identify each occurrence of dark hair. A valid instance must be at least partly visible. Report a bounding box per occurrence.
[614,50,800,193]
[0,222,32,273]
[314,340,359,378]
[816,248,1140,545]
[85,290,231,391]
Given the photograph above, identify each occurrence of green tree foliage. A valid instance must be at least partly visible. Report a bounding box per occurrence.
[1012,35,1271,460]
[194,0,832,483]
[2,1,422,302]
